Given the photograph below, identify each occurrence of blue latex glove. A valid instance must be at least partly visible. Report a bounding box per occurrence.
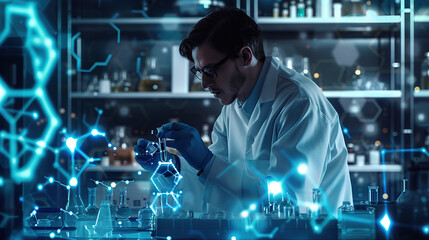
[157,122,213,171]
[133,138,180,175]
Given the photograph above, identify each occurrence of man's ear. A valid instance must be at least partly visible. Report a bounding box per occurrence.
[240,46,253,67]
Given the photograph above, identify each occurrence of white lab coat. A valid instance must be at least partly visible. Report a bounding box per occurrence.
[176,57,353,216]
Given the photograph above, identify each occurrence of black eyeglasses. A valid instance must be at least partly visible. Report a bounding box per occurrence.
[190,55,229,80]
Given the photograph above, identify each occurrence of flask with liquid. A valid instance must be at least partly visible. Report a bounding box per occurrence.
[421,52,429,89]
[138,57,164,91]
[106,189,117,218]
[94,200,113,237]
[86,188,99,216]
[116,187,131,219]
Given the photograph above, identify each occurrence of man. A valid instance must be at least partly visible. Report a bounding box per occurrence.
[134,8,352,216]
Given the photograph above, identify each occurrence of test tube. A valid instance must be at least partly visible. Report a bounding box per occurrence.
[312,188,322,218]
[368,186,379,204]
[158,138,167,162]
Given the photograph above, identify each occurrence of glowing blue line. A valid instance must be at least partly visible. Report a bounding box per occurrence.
[71,32,112,72]
[109,13,120,43]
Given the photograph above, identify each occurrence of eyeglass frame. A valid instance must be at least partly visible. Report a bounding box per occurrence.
[190,55,230,80]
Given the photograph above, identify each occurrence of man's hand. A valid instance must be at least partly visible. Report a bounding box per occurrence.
[157,122,213,171]
[133,138,180,175]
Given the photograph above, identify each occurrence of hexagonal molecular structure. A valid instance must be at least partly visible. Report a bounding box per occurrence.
[150,192,181,216]
[150,160,182,193]
[359,100,382,123]
[332,41,359,67]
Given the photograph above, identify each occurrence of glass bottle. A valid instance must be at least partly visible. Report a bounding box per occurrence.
[301,57,312,79]
[368,186,379,204]
[86,187,99,216]
[116,187,131,219]
[306,0,313,17]
[273,1,280,18]
[395,163,429,238]
[201,124,211,147]
[121,70,133,92]
[86,75,99,93]
[106,189,117,218]
[312,188,322,218]
[297,0,305,17]
[282,1,289,17]
[138,57,164,92]
[277,192,295,219]
[421,52,429,89]
[111,71,119,92]
[94,200,113,237]
[109,126,132,166]
[290,0,297,18]
[138,203,154,230]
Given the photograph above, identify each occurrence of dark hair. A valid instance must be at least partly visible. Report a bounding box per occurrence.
[179,8,265,63]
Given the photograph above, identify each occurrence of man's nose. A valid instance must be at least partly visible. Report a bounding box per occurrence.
[201,74,213,89]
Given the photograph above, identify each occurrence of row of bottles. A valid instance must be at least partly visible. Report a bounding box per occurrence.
[271,0,378,18]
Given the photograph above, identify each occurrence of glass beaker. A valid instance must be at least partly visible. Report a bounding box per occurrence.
[86,188,99,216]
[395,164,429,239]
[65,186,85,227]
[138,57,164,92]
[106,188,117,219]
[116,187,131,219]
[94,200,113,237]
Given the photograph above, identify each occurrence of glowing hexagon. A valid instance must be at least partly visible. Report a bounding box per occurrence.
[332,41,359,67]
[359,100,382,123]
[150,161,182,193]
[0,3,60,182]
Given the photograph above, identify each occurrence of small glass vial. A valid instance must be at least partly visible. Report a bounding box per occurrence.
[312,188,322,218]
[273,1,280,18]
[117,187,131,219]
[306,0,313,17]
[201,124,211,146]
[297,0,305,17]
[290,0,297,18]
[282,1,289,17]
[346,143,356,164]
[86,187,99,216]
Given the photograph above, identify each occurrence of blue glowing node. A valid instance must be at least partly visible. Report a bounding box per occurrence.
[166,236,172,240]
[48,177,54,183]
[231,236,237,240]
[108,143,112,148]
[37,184,43,191]
[240,210,249,218]
[269,181,282,195]
[34,206,39,210]
[138,171,142,175]
[69,177,78,187]
[249,203,257,211]
[0,176,4,187]
[91,129,99,136]
[297,163,308,175]
[423,226,429,234]
[49,232,55,238]
[380,213,391,232]
[343,128,349,134]
[32,112,39,119]
[66,137,77,152]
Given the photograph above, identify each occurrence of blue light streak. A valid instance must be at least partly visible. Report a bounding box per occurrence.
[109,13,121,43]
[71,32,112,72]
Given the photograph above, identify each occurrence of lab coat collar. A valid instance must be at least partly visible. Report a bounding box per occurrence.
[260,57,281,103]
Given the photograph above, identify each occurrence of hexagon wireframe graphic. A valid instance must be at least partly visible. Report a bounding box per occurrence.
[332,41,359,67]
[360,100,382,123]
[0,3,60,182]
[150,160,182,192]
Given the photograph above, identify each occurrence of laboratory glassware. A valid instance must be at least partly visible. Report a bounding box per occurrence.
[94,200,113,237]
[368,186,379,204]
[85,188,99,216]
[116,187,131,219]
[312,188,322,218]
[106,188,117,218]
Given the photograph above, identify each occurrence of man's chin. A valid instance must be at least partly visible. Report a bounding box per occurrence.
[218,96,235,105]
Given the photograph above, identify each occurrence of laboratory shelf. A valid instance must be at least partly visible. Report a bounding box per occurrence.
[257,16,401,31]
[322,90,402,98]
[86,165,145,172]
[415,15,429,22]
[348,164,402,172]
[71,92,214,99]
[414,90,429,98]
[71,90,402,99]
[71,17,200,31]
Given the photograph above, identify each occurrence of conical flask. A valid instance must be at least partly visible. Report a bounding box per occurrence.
[94,200,113,237]
[86,187,99,216]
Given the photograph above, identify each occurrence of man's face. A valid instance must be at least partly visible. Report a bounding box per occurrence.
[192,42,245,105]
